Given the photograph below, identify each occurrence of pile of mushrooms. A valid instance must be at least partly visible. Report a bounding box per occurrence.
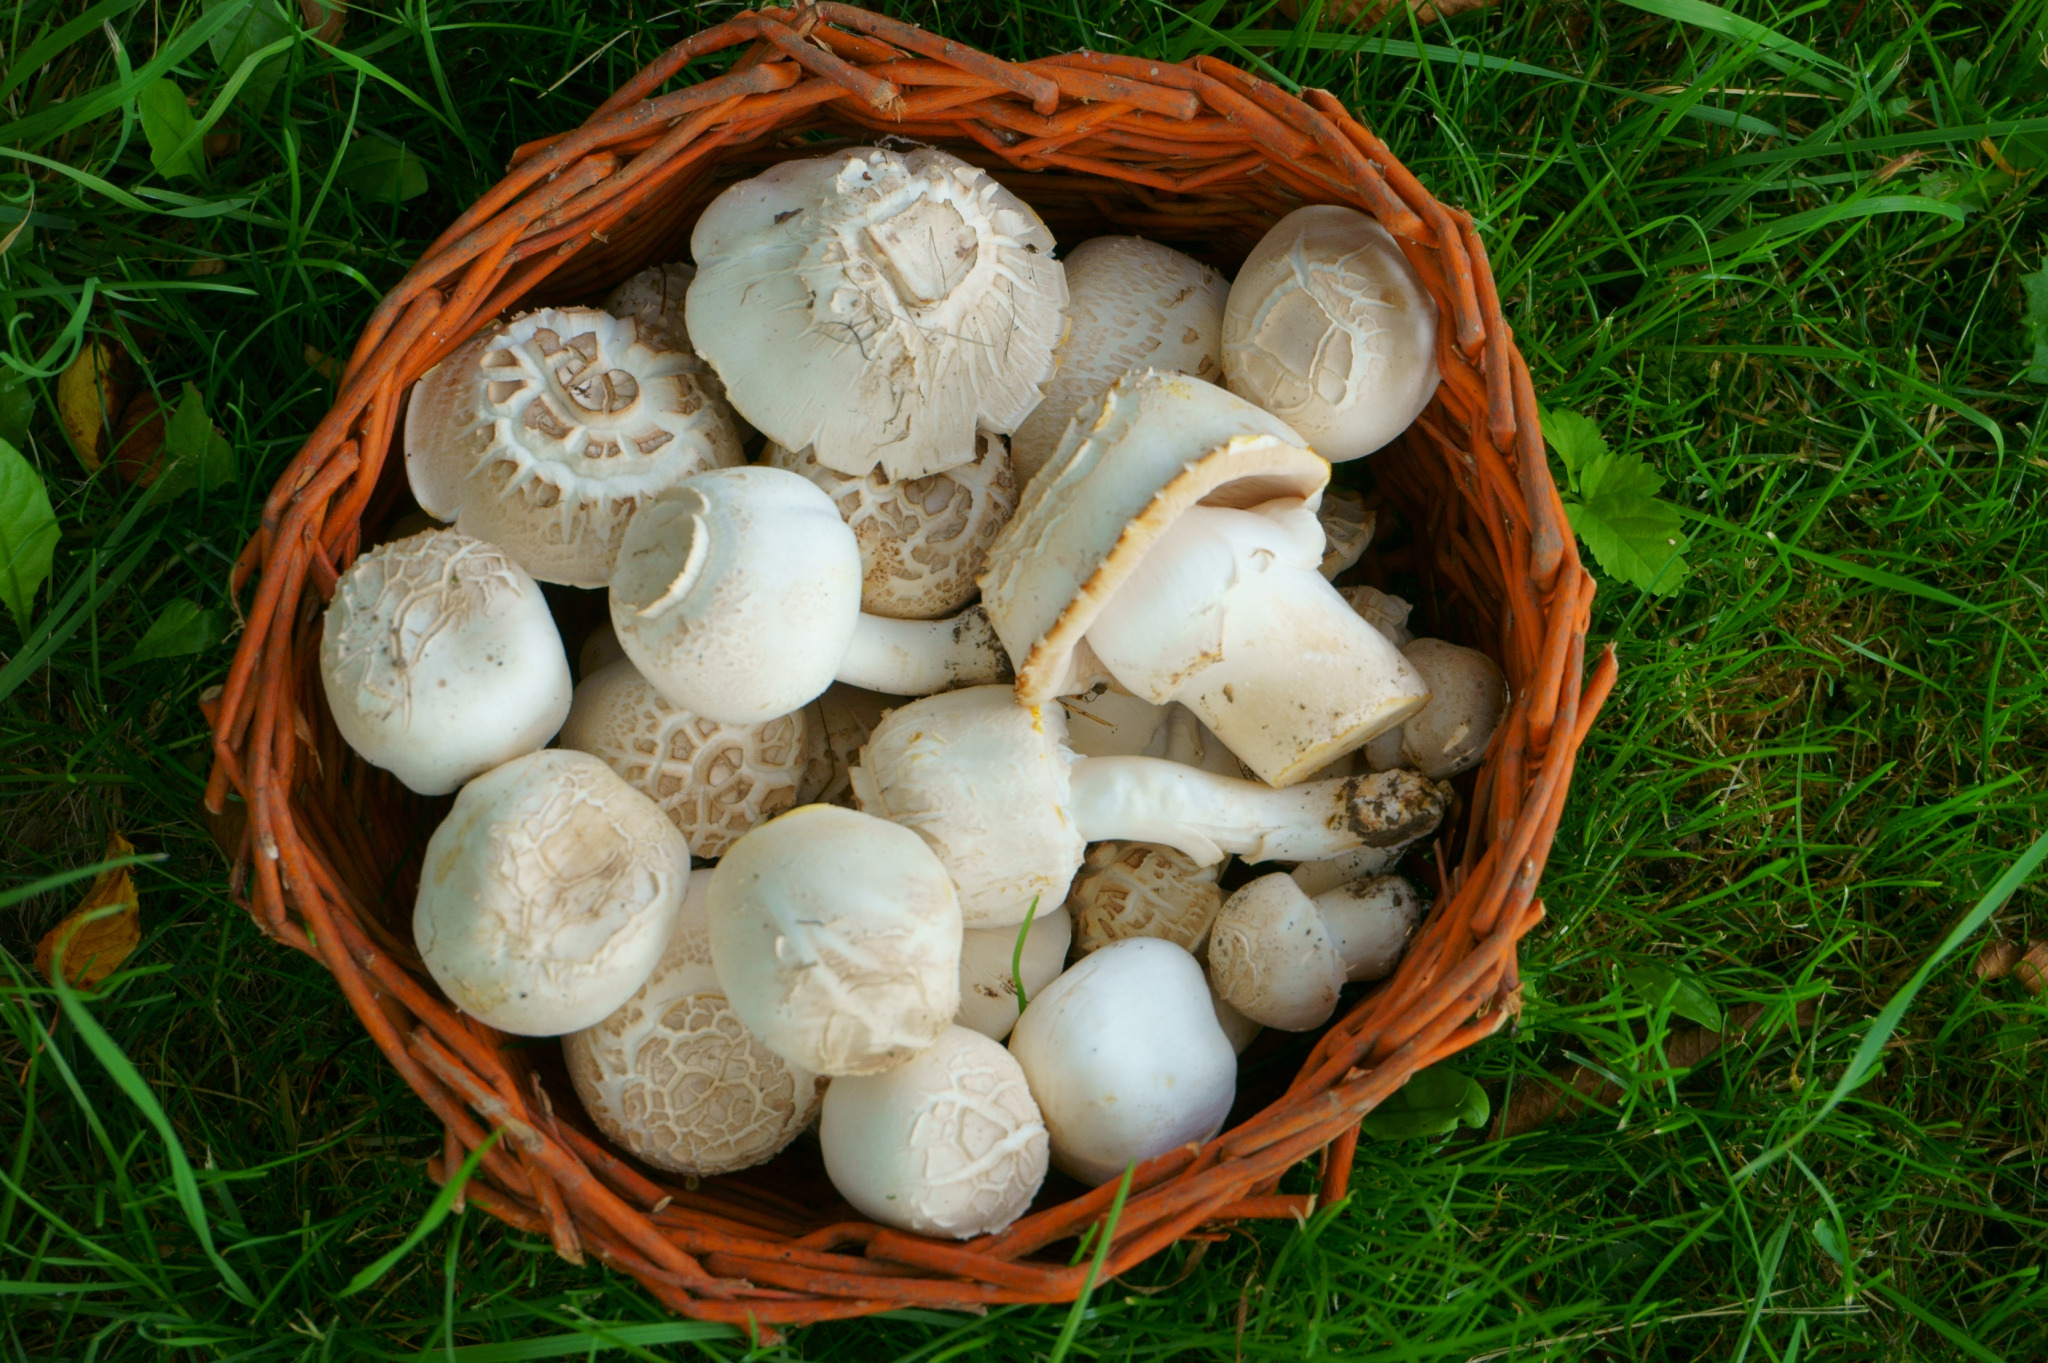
[322,145,1512,1240]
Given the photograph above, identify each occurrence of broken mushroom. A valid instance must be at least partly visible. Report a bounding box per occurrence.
[1363,638,1509,780]
[1344,585,1414,647]
[1317,486,1375,579]
[956,906,1072,1042]
[1207,872,1423,1031]
[1067,841,1223,957]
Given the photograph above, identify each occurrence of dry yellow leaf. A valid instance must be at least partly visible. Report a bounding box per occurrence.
[57,339,124,471]
[304,345,344,382]
[36,832,142,990]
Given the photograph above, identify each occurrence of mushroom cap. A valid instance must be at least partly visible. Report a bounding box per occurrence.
[320,529,572,796]
[1205,873,1346,1032]
[605,261,755,442]
[956,906,1072,1041]
[578,621,627,678]
[564,876,823,1175]
[1068,841,1223,957]
[820,1025,1049,1238]
[1221,205,1440,463]
[849,685,1084,930]
[1010,236,1228,482]
[1390,639,1509,780]
[796,684,896,807]
[687,147,1067,481]
[1008,937,1236,1186]
[404,307,744,586]
[1209,986,1263,1055]
[414,750,690,1036]
[610,465,862,725]
[707,805,962,1076]
[1317,487,1375,579]
[557,657,813,858]
[765,434,1017,620]
[979,370,1330,705]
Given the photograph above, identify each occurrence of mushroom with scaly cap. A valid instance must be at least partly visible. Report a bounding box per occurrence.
[1206,872,1423,1031]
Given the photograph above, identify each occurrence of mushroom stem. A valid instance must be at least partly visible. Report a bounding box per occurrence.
[1315,875,1424,981]
[1065,757,1448,866]
[837,605,1012,695]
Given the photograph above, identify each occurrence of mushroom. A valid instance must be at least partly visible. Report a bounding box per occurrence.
[1206,872,1423,1031]
[1009,236,1228,482]
[796,684,895,807]
[849,685,1449,928]
[1362,639,1509,780]
[1287,839,1422,897]
[404,307,743,586]
[1008,937,1236,1186]
[564,875,823,1176]
[707,805,961,1076]
[557,657,813,859]
[687,147,1067,480]
[578,621,627,678]
[602,261,750,438]
[956,906,1072,1041]
[1057,689,1243,778]
[319,528,572,796]
[1318,487,1375,579]
[1343,585,1414,647]
[609,466,1009,726]
[766,435,1017,620]
[414,750,690,1036]
[978,369,1429,786]
[1221,205,1440,463]
[1067,841,1223,957]
[1210,987,1263,1055]
[820,1024,1048,1238]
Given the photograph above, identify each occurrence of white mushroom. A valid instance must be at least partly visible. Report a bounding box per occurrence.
[319,529,571,796]
[1361,638,1510,781]
[796,684,895,807]
[557,658,812,858]
[1344,585,1414,647]
[1207,872,1423,1031]
[414,750,690,1036]
[687,147,1067,480]
[766,435,1017,620]
[956,907,1072,1041]
[820,1024,1048,1237]
[609,466,1008,726]
[850,685,1448,928]
[1067,841,1222,957]
[578,621,627,678]
[1009,236,1228,482]
[707,805,961,1076]
[1318,487,1375,579]
[1057,689,1244,778]
[978,370,1429,786]
[1209,987,1263,1055]
[1288,839,1423,897]
[1008,937,1236,1186]
[404,307,743,586]
[603,261,750,438]
[564,876,822,1175]
[1221,205,1440,463]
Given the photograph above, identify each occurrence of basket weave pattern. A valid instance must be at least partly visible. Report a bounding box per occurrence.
[204,4,1616,1328]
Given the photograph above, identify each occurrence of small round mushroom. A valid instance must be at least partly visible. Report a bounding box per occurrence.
[1207,872,1423,1031]
[1068,841,1223,957]
[404,307,744,586]
[320,529,572,796]
[956,907,1072,1041]
[1209,986,1263,1055]
[766,436,1017,620]
[1221,205,1440,463]
[707,805,962,1076]
[414,750,690,1036]
[557,658,813,859]
[850,685,1449,928]
[687,147,1067,480]
[610,466,1010,726]
[1361,638,1510,781]
[602,261,750,437]
[564,875,823,1176]
[1008,938,1236,1186]
[821,1024,1049,1238]
[1009,236,1228,482]
[1318,487,1375,579]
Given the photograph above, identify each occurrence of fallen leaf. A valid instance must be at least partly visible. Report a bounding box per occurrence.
[138,78,206,180]
[335,139,429,204]
[112,390,169,484]
[127,597,223,662]
[300,0,347,44]
[0,436,59,629]
[57,339,124,470]
[36,832,142,990]
[149,383,238,499]
[304,344,344,382]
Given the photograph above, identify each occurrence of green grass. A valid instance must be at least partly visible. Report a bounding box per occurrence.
[4,0,2048,1357]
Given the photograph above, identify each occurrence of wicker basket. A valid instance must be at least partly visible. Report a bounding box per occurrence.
[204,4,1615,1330]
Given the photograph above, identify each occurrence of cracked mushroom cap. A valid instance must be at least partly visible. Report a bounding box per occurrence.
[319,529,572,796]
[821,1024,1049,1238]
[1221,205,1440,463]
[602,261,751,439]
[978,369,1330,705]
[796,684,896,807]
[557,657,814,859]
[956,906,1072,1041]
[707,805,962,1076]
[1068,841,1224,957]
[1205,873,1346,1032]
[414,750,691,1036]
[687,147,1067,481]
[564,876,823,1176]
[766,434,1018,620]
[404,307,744,586]
[1010,236,1228,482]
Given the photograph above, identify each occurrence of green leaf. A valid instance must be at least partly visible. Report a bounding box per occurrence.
[0,437,59,630]
[204,0,294,112]
[1566,448,1691,595]
[125,598,221,663]
[0,374,31,448]
[1360,1066,1490,1141]
[137,79,205,180]
[335,139,429,204]
[1811,1218,1847,1267]
[150,383,236,500]
[2022,264,2048,384]
[1537,406,1606,486]
[1622,963,1724,1031]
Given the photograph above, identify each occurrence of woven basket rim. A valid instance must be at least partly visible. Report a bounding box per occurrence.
[203,2,1617,1332]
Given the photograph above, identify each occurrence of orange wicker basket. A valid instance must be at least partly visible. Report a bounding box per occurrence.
[204,4,1615,1330]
